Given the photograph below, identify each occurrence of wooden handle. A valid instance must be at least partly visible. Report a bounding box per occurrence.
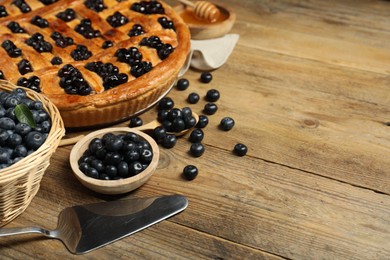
[59,135,85,147]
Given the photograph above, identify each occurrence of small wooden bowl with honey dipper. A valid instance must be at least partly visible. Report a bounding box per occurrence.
[174,0,236,39]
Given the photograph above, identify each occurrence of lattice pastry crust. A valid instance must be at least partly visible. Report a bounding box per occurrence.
[0,0,190,128]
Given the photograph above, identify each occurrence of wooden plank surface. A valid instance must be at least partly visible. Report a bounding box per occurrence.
[1,0,390,259]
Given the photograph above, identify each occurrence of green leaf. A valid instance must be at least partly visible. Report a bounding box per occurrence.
[14,104,36,128]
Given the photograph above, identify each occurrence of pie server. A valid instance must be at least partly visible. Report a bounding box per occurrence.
[0,194,188,254]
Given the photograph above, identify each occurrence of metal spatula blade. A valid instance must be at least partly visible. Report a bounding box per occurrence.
[0,195,188,254]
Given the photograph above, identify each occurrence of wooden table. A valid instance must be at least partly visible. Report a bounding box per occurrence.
[2,0,390,258]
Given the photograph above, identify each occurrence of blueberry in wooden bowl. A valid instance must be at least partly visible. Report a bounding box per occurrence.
[70,127,159,195]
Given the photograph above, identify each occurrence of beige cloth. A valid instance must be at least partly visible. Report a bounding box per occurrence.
[179,34,239,76]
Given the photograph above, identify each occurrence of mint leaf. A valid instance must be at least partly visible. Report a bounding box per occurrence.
[14,104,36,128]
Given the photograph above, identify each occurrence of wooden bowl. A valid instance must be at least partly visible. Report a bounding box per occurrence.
[70,127,159,195]
[174,3,236,40]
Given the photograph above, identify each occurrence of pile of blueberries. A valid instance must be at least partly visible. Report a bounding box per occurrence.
[7,21,26,33]
[2,40,22,58]
[78,132,154,180]
[106,11,129,28]
[58,64,92,95]
[25,33,53,53]
[56,8,76,22]
[128,24,145,37]
[115,47,153,78]
[158,17,175,30]
[17,76,41,93]
[130,72,248,181]
[50,31,74,49]
[12,0,31,13]
[75,19,101,39]
[85,61,128,90]
[30,15,49,28]
[71,44,92,61]
[0,88,51,170]
[140,36,174,60]
[131,0,165,15]
[85,0,106,13]
[151,105,197,149]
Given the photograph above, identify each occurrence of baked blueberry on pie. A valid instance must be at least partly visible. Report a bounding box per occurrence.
[0,0,190,128]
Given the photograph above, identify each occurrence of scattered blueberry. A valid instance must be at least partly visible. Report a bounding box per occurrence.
[176,78,189,90]
[196,115,209,128]
[189,128,204,143]
[187,92,200,104]
[233,143,248,156]
[200,72,213,83]
[203,103,218,115]
[220,117,235,131]
[206,89,220,102]
[129,117,143,127]
[190,143,205,157]
[182,165,198,180]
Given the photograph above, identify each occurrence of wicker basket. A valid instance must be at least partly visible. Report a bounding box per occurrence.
[0,80,65,227]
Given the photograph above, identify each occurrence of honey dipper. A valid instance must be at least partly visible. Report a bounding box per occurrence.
[178,0,221,22]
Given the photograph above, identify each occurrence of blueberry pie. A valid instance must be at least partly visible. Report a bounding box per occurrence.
[0,0,190,128]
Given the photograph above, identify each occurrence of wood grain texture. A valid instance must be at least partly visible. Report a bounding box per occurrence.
[1,0,390,259]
